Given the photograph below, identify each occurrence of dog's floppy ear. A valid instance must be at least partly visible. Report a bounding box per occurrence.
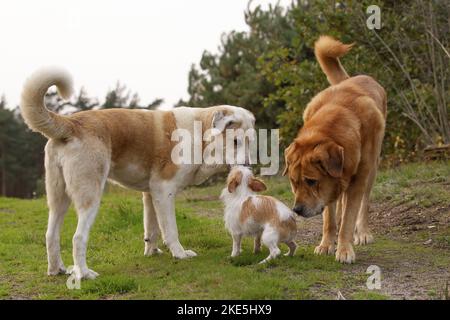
[249,177,267,192]
[227,170,243,193]
[315,141,344,178]
[211,110,236,135]
[282,143,296,176]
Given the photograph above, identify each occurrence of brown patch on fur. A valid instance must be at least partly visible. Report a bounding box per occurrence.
[240,196,296,241]
[227,170,243,193]
[197,106,236,153]
[196,106,233,134]
[69,108,179,180]
[81,198,94,210]
[159,111,179,179]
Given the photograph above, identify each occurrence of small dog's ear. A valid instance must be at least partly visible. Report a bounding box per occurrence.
[227,171,243,193]
[249,177,267,192]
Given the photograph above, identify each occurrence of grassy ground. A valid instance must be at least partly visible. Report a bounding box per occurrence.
[0,161,449,300]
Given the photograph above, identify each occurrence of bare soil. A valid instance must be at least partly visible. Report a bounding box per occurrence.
[296,202,450,299]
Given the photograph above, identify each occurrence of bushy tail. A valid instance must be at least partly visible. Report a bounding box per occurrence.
[314,36,353,85]
[20,67,75,139]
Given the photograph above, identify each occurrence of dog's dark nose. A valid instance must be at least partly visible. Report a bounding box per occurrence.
[292,204,306,216]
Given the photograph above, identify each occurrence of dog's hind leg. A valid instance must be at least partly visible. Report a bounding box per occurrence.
[64,154,108,280]
[253,231,262,254]
[259,227,281,264]
[354,167,376,246]
[143,192,163,256]
[71,200,102,280]
[70,181,106,279]
[45,155,71,276]
[284,241,297,256]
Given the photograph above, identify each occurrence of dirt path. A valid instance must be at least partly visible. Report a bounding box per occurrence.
[296,203,450,299]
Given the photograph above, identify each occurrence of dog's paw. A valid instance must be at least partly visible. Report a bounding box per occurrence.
[314,243,335,255]
[335,243,355,264]
[173,249,197,259]
[82,269,99,280]
[258,259,268,264]
[47,265,67,276]
[231,250,241,257]
[354,230,374,246]
[69,266,99,280]
[184,250,197,257]
[144,247,163,256]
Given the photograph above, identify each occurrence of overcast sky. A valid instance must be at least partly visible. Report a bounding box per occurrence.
[0,0,291,110]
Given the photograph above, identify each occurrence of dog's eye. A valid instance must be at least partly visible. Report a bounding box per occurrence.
[226,121,236,129]
[304,178,317,187]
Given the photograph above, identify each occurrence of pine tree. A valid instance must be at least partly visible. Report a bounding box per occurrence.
[73,87,99,111]
[102,81,130,109]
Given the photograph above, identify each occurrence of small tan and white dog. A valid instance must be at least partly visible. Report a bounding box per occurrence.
[220,166,297,263]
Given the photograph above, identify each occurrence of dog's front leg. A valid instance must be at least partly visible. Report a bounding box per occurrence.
[335,193,345,232]
[314,202,337,255]
[150,184,197,259]
[143,192,163,256]
[336,178,366,264]
[231,233,242,257]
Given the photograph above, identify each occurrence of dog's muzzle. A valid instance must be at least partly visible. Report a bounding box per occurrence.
[292,204,324,218]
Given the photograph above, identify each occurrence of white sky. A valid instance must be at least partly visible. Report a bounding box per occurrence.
[0,0,291,110]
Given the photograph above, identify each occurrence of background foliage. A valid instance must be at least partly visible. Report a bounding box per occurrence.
[0,0,448,198]
[180,0,449,162]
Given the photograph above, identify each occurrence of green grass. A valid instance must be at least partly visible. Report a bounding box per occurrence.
[372,161,450,207]
[0,193,348,299]
[0,161,449,299]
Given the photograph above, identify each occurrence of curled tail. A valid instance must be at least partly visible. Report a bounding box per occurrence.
[314,36,353,85]
[20,67,75,139]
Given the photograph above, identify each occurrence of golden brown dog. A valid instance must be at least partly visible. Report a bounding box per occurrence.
[283,36,386,263]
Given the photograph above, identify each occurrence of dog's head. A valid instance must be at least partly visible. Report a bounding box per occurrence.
[225,166,267,195]
[205,106,256,166]
[283,138,344,218]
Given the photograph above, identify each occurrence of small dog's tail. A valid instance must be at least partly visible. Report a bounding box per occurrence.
[20,67,75,140]
[314,36,353,85]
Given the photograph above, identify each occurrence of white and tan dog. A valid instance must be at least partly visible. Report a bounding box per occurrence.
[20,67,255,279]
[220,166,297,263]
